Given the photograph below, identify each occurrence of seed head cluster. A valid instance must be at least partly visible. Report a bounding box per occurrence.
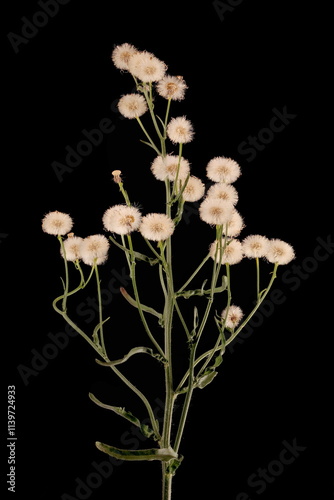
[42,41,295,361]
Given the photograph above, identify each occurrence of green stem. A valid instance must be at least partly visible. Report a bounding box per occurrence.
[54,233,161,441]
[54,294,161,440]
[172,240,222,448]
[136,116,161,155]
[162,462,173,500]
[161,98,172,157]
[161,182,176,452]
[118,181,131,206]
[144,237,163,261]
[174,299,191,340]
[143,82,164,146]
[226,263,279,346]
[173,342,196,453]
[58,236,69,311]
[196,263,231,379]
[110,364,161,440]
[176,253,211,294]
[127,234,165,359]
[195,227,224,343]
[175,263,279,394]
[164,99,172,136]
[171,143,183,201]
[256,257,260,301]
[94,262,106,356]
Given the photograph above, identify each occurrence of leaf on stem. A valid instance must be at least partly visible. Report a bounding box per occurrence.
[139,139,160,154]
[89,393,155,439]
[196,370,218,389]
[166,457,184,476]
[92,317,110,346]
[133,251,159,266]
[95,346,166,366]
[95,442,178,462]
[120,287,163,321]
[175,275,228,299]
[155,114,167,133]
[195,353,224,389]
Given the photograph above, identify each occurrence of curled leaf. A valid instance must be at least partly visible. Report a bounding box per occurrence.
[89,393,155,438]
[196,370,218,389]
[96,442,178,461]
[95,346,166,367]
[120,287,162,321]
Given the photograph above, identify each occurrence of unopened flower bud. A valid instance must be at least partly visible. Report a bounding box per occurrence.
[112,170,122,184]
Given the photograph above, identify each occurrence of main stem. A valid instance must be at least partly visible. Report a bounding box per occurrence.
[161,180,176,500]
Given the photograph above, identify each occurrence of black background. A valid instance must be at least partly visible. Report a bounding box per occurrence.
[2,1,333,499]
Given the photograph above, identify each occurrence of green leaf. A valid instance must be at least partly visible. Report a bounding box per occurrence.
[212,354,223,368]
[166,456,184,475]
[89,393,155,439]
[139,139,160,154]
[92,317,110,345]
[133,251,159,266]
[155,114,167,133]
[95,346,166,366]
[95,442,178,462]
[175,275,228,299]
[196,370,218,389]
[120,287,163,322]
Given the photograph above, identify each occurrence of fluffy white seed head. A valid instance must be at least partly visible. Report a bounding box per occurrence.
[166,116,194,144]
[42,211,73,236]
[221,305,244,329]
[206,183,239,205]
[156,75,188,101]
[111,43,138,71]
[206,157,241,184]
[266,239,295,265]
[118,93,148,119]
[242,235,270,258]
[139,213,174,241]
[223,210,245,238]
[199,198,234,226]
[151,155,190,182]
[61,236,83,262]
[127,51,167,82]
[102,205,141,235]
[181,176,206,202]
[81,235,110,266]
[209,238,243,265]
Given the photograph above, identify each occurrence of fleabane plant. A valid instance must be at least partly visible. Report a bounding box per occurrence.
[42,43,295,500]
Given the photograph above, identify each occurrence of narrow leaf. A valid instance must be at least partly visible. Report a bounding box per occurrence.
[175,275,228,299]
[133,251,159,265]
[155,114,167,133]
[96,442,178,461]
[92,317,110,344]
[89,393,155,438]
[139,139,160,154]
[193,306,199,330]
[95,346,166,366]
[196,370,218,389]
[120,287,162,321]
